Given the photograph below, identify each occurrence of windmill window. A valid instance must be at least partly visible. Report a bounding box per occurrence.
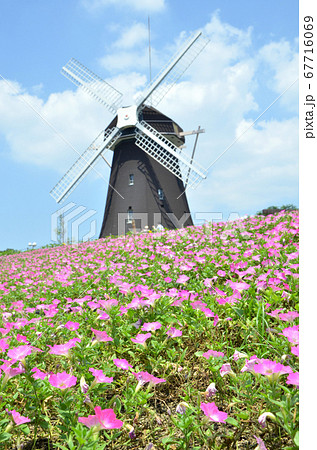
[129,174,134,185]
[127,206,133,223]
[158,189,164,200]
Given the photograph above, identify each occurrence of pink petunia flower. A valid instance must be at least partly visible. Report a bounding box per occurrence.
[0,360,25,381]
[113,358,133,370]
[7,409,31,425]
[64,321,80,331]
[48,338,80,357]
[49,371,77,389]
[227,280,250,292]
[202,349,225,359]
[278,311,299,322]
[98,299,118,310]
[78,413,100,429]
[141,322,162,332]
[31,367,47,380]
[7,345,33,361]
[266,308,284,318]
[166,327,182,338]
[132,371,166,387]
[16,334,30,344]
[279,325,299,345]
[79,406,123,430]
[291,346,299,357]
[253,359,293,381]
[0,325,13,336]
[191,300,207,310]
[217,270,226,277]
[241,355,261,373]
[200,307,215,318]
[286,371,299,388]
[97,311,110,320]
[0,338,9,353]
[176,275,189,284]
[200,402,228,423]
[220,363,235,377]
[131,333,152,345]
[91,328,114,343]
[89,368,113,384]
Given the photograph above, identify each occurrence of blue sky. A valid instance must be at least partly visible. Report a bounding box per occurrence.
[0,0,300,250]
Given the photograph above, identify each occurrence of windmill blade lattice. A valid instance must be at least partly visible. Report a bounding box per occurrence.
[50,127,121,203]
[61,58,123,115]
[135,121,207,189]
[135,31,209,109]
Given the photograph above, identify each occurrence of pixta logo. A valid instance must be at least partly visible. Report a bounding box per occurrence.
[51,202,97,244]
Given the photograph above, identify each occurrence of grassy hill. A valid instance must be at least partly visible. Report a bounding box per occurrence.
[0,211,299,449]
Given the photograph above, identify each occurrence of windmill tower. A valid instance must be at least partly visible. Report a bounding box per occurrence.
[50,31,209,237]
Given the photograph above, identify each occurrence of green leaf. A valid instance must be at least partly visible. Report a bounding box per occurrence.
[162,436,176,444]
[195,351,204,357]
[54,445,69,450]
[293,430,299,446]
[267,396,285,408]
[225,417,239,427]
[114,397,122,414]
[20,424,30,435]
[0,432,12,443]
[237,411,249,420]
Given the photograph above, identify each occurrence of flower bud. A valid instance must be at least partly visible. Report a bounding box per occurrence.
[280,354,291,363]
[176,401,189,414]
[220,363,235,377]
[155,415,162,425]
[145,443,154,450]
[80,376,89,393]
[233,350,248,361]
[258,411,276,428]
[83,394,94,410]
[125,424,136,439]
[205,382,217,398]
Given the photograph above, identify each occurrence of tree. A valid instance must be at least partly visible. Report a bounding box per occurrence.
[257,204,297,216]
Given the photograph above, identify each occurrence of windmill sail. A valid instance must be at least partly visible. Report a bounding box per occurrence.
[135,31,209,109]
[135,121,207,188]
[61,58,123,114]
[50,127,121,203]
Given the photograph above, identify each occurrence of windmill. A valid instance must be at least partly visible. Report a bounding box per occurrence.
[50,30,209,237]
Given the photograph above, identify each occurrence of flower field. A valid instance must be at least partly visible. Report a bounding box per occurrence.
[0,210,299,449]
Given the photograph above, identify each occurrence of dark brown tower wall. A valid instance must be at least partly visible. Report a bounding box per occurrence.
[99,139,193,237]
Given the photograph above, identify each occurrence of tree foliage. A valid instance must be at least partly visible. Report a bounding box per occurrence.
[257,204,298,216]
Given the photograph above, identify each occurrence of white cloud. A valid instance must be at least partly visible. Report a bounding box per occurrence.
[106,72,147,105]
[0,80,113,172]
[204,11,253,57]
[257,39,299,112]
[258,40,298,90]
[113,23,149,50]
[189,117,298,214]
[99,49,149,73]
[99,21,160,75]
[82,0,165,13]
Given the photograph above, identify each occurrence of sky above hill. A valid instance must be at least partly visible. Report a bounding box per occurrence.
[0,0,301,250]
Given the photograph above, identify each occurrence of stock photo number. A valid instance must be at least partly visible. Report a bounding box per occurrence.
[303,15,315,139]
